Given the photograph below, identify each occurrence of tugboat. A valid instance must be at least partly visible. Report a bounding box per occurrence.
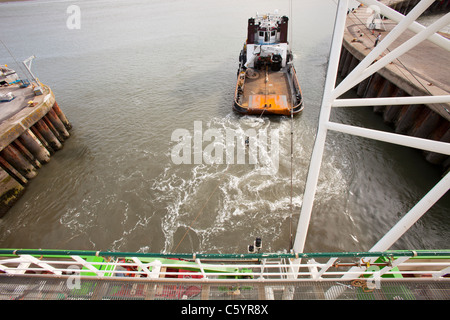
[234,12,303,116]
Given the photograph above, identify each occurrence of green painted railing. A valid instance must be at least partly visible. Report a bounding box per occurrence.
[1,248,449,260]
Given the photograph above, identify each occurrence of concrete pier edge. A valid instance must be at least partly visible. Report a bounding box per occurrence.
[0,84,71,217]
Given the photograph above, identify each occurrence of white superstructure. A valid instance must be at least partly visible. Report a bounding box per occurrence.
[244,13,290,69]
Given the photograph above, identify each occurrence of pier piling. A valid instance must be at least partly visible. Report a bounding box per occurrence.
[0,144,37,180]
[47,108,70,139]
[52,102,71,130]
[34,118,63,151]
[17,129,51,164]
[0,83,71,216]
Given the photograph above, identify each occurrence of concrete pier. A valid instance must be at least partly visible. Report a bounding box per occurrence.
[338,2,450,170]
[0,82,71,217]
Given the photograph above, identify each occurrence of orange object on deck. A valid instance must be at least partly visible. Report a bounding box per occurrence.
[249,94,289,113]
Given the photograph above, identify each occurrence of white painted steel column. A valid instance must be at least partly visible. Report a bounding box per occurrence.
[333,0,435,99]
[292,0,349,254]
[370,172,450,252]
[327,122,450,155]
[22,254,62,275]
[71,256,104,277]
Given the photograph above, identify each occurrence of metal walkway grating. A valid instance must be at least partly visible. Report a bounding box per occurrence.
[1,275,448,300]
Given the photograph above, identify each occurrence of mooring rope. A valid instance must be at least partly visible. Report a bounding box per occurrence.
[0,38,29,80]
[288,0,295,250]
[289,82,294,250]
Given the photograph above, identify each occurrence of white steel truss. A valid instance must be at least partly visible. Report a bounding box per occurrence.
[0,252,448,281]
[293,0,450,257]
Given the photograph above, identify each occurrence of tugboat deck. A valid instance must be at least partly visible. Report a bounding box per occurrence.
[240,69,292,112]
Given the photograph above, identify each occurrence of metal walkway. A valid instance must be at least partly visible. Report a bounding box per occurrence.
[1,275,449,300]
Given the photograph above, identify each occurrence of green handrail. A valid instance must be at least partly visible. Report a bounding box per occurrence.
[0,248,449,260]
